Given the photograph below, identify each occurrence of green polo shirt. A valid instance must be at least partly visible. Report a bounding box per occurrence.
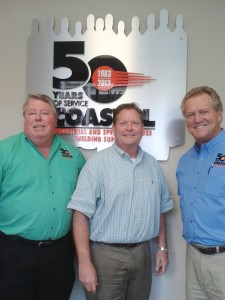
[0,132,85,240]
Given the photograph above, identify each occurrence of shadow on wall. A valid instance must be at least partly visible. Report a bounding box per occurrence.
[70,258,85,300]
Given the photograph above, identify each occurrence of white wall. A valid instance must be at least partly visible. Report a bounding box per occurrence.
[1,0,225,299]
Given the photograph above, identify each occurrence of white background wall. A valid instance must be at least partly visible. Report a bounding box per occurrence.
[1,1,225,299]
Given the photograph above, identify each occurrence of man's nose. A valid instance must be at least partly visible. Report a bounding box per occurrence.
[193,112,202,122]
[126,123,133,130]
[35,113,42,120]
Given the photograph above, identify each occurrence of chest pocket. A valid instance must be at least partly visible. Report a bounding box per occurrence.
[205,166,225,195]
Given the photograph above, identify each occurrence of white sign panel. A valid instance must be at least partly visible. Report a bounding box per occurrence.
[26,9,187,160]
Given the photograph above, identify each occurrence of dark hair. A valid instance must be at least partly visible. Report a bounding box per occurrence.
[181,86,223,116]
[23,94,58,117]
[112,103,144,125]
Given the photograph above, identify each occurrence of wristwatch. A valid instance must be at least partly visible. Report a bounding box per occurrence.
[158,245,169,253]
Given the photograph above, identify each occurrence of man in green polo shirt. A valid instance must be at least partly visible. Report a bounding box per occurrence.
[0,94,86,300]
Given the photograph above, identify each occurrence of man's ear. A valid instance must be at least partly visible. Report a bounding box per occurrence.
[218,111,223,123]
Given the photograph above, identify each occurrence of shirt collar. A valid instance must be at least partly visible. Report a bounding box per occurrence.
[194,129,225,154]
[112,142,144,161]
[23,132,60,158]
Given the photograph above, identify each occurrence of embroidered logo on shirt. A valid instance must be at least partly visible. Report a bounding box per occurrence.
[214,153,225,166]
[60,148,73,159]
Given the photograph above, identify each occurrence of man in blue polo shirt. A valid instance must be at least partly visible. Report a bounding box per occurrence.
[0,94,85,300]
[176,86,225,300]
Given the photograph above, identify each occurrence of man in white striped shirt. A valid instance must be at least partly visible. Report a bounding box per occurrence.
[68,103,174,300]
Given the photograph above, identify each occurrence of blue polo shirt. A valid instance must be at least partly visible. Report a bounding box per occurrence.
[176,129,225,246]
[0,132,85,240]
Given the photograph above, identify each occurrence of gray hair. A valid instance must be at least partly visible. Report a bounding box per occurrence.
[181,86,223,116]
[23,94,58,117]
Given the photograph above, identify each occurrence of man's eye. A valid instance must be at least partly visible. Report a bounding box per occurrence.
[186,113,194,119]
[202,111,208,115]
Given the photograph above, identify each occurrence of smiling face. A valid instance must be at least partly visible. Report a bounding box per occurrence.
[24,98,58,147]
[112,108,144,157]
[184,93,222,147]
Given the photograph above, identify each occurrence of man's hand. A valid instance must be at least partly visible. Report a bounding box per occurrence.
[79,261,98,294]
[155,248,168,276]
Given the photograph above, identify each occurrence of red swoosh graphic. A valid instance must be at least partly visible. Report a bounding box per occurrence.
[92,66,154,92]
